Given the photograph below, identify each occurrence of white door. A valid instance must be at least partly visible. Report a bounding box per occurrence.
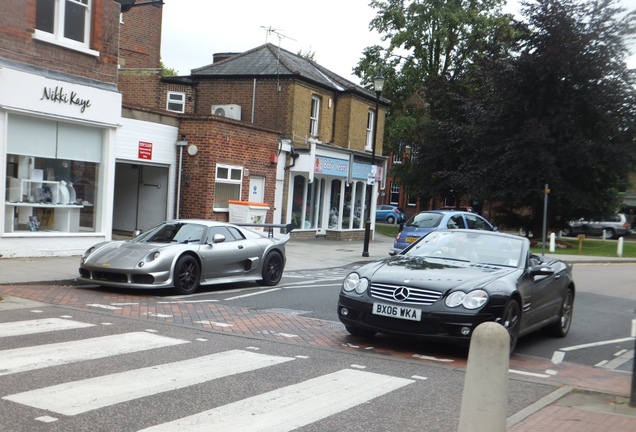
[249,176,265,203]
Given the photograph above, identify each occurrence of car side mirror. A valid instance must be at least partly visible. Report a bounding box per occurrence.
[212,234,226,244]
[530,265,554,277]
[389,250,397,256]
[132,229,142,238]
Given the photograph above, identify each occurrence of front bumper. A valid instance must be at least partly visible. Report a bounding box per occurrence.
[337,295,499,345]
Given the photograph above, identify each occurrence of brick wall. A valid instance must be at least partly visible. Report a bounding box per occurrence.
[0,0,120,84]
[176,117,280,222]
[118,2,162,69]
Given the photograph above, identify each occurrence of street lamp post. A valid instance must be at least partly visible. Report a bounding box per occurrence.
[362,71,385,257]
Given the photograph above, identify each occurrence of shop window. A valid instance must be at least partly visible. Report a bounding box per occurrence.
[166,92,185,113]
[366,110,374,151]
[5,113,102,233]
[309,96,320,137]
[343,182,365,229]
[291,175,322,230]
[214,164,242,211]
[35,0,97,55]
[329,179,342,229]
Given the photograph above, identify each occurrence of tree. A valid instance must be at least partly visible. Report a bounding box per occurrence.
[353,0,514,208]
[160,61,179,77]
[449,0,636,233]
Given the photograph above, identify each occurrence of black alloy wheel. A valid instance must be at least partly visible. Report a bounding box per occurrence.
[259,251,284,286]
[544,288,574,337]
[501,300,521,354]
[173,255,200,295]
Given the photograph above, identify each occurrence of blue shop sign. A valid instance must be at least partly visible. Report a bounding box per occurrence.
[352,162,383,180]
[314,156,349,177]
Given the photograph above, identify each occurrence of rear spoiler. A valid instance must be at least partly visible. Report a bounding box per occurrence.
[234,223,295,238]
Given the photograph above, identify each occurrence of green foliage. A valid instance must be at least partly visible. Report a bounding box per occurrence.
[359,0,636,235]
[297,49,316,61]
[160,60,179,77]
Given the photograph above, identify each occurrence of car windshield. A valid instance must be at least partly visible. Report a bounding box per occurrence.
[404,231,524,267]
[405,212,443,228]
[133,222,206,244]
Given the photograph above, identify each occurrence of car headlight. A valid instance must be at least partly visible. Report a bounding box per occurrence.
[81,246,97,264]
[342,273,369,294]
[138,251,161,268]
[445,290,489,309]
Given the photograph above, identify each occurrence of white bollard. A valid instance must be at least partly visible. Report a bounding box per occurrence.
[618,237,624,257]
[549,232,556,252]
[458,322,509,432]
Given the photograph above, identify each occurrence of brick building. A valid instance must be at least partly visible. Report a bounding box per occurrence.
[117,4,389,239]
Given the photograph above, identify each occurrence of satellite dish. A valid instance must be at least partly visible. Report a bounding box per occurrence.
[214,107,226,116]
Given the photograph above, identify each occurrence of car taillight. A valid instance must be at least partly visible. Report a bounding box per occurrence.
[393,209,399,213]
[623,222,629,229]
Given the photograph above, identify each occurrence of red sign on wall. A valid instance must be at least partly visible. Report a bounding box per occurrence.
[138,141,152,160]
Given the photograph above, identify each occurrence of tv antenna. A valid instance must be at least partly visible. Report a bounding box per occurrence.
[261,26,297,46]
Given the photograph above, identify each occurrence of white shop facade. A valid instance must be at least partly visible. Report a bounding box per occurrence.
[0,65,121,258]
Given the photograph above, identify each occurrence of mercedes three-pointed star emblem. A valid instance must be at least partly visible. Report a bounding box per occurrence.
[393,286,410,302]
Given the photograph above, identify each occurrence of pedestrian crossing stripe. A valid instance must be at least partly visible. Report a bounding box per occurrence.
[3,350,295,415]
[138,369,415,432]
[0,318,95,338]
[0,332,188,376]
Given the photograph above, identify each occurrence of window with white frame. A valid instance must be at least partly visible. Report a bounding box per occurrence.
[166,92,185,113]
[309,96,320,136]
[366,110,374,151]
[407,194,417,207]
[214,164,242,211]
[35,0,97,55]
[389,182,400,204]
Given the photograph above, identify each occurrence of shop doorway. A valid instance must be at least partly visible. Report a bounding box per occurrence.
[113,163,168,233]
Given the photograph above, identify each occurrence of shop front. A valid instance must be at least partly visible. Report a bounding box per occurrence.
[286,144,385,240]
[1,66,121,257]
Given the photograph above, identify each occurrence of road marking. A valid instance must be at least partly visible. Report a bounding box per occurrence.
[138,369,414,432]
[598,349,634,370]
[551,351,565,364]
[224,288,280,300]
[559,337,634,351]
[4,350,294,416]
[412,354,454,363]
[0,318,94,338]
[86,304,122,310]
[0,332,188,376]
[509,369,551,378]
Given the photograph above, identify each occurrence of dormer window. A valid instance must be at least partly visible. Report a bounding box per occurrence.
[34,0,98,56]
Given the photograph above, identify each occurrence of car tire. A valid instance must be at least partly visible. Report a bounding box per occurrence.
[345,325,376,338]
[544,288,574,338]
[173,255,200,295]
[259,251,284,286]
[603,228,616,240]
[501,300,521,354]
[561,227,572,237]
[387,216,395,224]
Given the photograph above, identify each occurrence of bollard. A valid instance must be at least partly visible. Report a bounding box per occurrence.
[549,232,556,253]
[458,322,509,432]
[578,234,585,254]
[618,237,624,257]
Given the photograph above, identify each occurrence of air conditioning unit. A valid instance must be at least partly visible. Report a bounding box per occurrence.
[211,104,241,120]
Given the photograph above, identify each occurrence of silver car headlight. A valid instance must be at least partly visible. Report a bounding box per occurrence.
[81,246,97,264]
[138,251,161,268]
[445,290,489,309]
[342,273,369,294]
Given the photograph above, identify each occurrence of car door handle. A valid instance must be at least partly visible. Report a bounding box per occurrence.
[238,245,244,249]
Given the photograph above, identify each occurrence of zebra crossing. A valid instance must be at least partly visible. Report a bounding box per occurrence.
[0,315,417,431]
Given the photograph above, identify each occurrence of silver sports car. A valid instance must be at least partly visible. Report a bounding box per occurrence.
[78,220,290,294]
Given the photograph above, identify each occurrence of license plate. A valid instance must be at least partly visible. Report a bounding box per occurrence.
[373,302,421,321]
[406,237,418,243]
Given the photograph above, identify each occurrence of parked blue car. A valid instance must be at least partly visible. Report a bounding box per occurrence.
[391,210,495,254]
[376,205,405,224]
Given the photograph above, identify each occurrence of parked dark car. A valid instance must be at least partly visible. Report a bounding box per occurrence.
[376,205,405,224]
[78,220,290,295]
[338,230,575,353]
[392,210,494,254]
[562,214,630,239]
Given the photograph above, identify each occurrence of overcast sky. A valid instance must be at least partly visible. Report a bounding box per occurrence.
[160,0,636,84]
